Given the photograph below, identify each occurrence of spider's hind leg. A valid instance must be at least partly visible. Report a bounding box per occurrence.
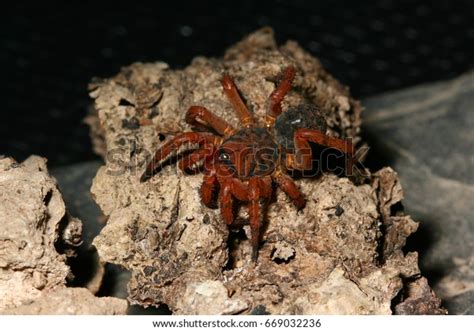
[265,66,296,128]
[273,171,306,210]
[291,128,354,176]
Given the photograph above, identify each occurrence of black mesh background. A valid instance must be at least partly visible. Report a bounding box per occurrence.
[1,0,473,166]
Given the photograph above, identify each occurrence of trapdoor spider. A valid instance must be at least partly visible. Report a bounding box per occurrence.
[141,66,354,261]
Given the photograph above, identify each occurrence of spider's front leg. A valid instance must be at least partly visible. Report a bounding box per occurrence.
[219,178,234,225]
[186,106,236,136]
[289,128,354,176]
[200,157,223,208]
[201,173,218,208]
[178,144,215,174]
[248,177,273,262]
[141,132,217,182]
[216,176,250,221]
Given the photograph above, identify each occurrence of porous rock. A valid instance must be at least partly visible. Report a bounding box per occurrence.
[0,156,127,314]
[87,28,444,314]
[393,277,446,315]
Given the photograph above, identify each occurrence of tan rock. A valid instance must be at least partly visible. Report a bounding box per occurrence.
[0,156,127,315]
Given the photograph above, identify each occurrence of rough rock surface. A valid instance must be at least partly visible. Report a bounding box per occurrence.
[0,156,127,314]
[393,277,446,315]
[87,28,444,314]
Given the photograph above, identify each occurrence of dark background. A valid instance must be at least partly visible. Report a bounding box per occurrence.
[1,0,473,167]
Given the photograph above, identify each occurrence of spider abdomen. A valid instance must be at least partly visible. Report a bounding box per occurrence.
[274,104,327,149]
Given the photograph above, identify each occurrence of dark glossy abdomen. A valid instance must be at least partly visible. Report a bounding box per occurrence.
[274,104,327,150]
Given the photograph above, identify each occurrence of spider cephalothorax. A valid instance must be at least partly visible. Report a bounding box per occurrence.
[141,66,354,262]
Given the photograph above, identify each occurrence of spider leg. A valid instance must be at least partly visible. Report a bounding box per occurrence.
[226,178,247,201]
[199,155,220,208]
[201,173,218,208]
[259,176,273,199]
[141,132,217,182]
[212,178,250,227]
[289,128,354,175]
[186,106,236,136]
[286,140,312,171]
[265,66,296,128]
[178,144,214,174]
[248,177,264,262]
[219,179,234,225]
[273,170,306,210]
[221,74,255,128]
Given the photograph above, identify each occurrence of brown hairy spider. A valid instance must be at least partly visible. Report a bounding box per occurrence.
[141,66,354,261]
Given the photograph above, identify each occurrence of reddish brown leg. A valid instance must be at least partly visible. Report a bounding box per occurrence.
[259,176,273,199]
[219,179,233,225]
[141,132,216,182]
[186,106,236,136]
[178,148,211,174]
[248,177,262,262]
[265,66,296,127]
[202,150,217,175]
[230,178,249,201]
[201,173,218,208]
[292,128,354,175]
[286,140,312,171]
[273,171,306,210]
[221,74,255,127]
[216,178,250,218]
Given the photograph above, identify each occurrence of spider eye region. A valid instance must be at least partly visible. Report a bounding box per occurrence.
[218,151,231,162]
